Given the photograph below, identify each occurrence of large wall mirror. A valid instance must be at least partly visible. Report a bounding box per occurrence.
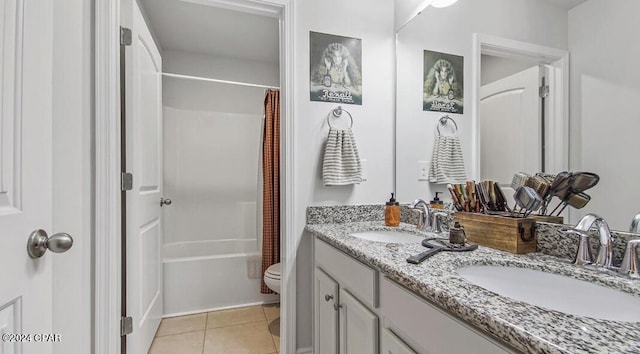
[395,0,640,231]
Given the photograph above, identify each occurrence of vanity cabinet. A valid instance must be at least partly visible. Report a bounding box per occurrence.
[314,239,379,354]
[315,268,339,354]
[339,288,378,354]
[380,276,514,354]
[313,237,517,354]
[380,328,417,354]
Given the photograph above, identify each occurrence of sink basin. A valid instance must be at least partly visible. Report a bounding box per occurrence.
[457,265,640,322]
[349,230,423,244]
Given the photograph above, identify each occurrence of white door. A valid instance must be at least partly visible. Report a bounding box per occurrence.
[314,268,339,354]
[339,289,378,354]
[0,1,65,354]
[480,66,541,186]
[125,2,163,353]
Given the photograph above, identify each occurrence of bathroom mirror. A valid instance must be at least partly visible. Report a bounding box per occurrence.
[395,0,640,231]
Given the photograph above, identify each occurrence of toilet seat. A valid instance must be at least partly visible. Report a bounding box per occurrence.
[265,263,281,279]
[264,263,281,294]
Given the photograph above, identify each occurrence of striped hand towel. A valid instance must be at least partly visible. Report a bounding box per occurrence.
[428,135,467,184]
[322,127,363,186]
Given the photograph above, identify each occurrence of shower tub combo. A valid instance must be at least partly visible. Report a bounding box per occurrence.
[163,239,279,317]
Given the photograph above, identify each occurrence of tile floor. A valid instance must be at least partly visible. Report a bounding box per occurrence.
[148,303,280,354]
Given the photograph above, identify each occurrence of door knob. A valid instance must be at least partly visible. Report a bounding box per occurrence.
[27,229,73,259]
[160,198,172,206]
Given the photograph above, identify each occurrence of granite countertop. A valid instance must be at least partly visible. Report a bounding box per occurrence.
[305,221,640,354]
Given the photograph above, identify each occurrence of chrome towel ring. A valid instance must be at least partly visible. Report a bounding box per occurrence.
[327,106,354,129]
[437,115,458,136]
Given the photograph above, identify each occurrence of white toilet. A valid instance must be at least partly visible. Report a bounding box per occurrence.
[264,262,281,294]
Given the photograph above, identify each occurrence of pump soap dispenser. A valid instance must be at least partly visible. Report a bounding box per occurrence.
[385,193,400,227]
[430,192,444,209]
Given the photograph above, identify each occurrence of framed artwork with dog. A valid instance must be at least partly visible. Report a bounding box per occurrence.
[423,49,464,114]
[310,31,362,105]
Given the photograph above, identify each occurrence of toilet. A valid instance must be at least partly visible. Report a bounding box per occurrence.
[264,263,281,294]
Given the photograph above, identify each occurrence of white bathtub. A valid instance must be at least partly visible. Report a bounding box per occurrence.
[163,239,279,317]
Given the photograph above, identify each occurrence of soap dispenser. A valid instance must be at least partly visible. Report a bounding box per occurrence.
[385,193,400,227]
[430,192,444,209]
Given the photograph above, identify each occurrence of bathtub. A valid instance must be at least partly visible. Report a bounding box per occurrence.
[163,239,280,317]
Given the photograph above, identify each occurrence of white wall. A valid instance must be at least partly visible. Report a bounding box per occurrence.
[395,0,430,31]
[163,49,279,88]
[293,0,396,349]
[568,0,640,229]
[163,49,278,113]
[481,54,538,86]
[396,0,568,205]
[52,0,93,353]
[162,50,277,245]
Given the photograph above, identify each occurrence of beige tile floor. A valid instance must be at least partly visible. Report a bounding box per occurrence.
[149,303,280,354]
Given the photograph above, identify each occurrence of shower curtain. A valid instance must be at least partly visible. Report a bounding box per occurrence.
[261,89,280,294]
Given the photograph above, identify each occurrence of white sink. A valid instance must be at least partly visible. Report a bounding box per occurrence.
[457,265,640,322]
[349,230,423,244]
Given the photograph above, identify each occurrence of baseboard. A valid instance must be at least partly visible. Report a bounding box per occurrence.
[296,347,313,354]
[163,299,280,318]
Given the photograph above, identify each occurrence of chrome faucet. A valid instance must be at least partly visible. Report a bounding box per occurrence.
[564,214,615,268]
[431,210,449,235]
[630,213,640,233]
[409,199,432,231]
[620,239,640,278]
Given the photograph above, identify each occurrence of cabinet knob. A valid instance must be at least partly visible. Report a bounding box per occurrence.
[324,294,334,302]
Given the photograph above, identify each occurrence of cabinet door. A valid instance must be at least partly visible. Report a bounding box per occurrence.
[381,328,417,354]
[315,268,339,354]
[339,288,378,354]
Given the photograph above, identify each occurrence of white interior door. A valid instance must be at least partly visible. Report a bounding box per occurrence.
[480,65,541,187]
[0,1,61,354]
[126,2,163,353]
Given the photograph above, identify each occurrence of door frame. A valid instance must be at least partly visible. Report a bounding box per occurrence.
[94,0,296,353]
[471,33,570,179]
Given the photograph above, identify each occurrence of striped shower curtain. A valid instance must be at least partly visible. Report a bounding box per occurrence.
[261,89,280,294]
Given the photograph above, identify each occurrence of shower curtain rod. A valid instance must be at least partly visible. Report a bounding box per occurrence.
[162,72,280,90]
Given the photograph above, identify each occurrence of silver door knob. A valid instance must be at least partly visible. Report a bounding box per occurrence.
[27,229,73,259]
[160,198,172,206]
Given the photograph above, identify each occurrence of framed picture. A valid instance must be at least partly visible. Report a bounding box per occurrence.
[310,31,362,105]
[423,50,464,113]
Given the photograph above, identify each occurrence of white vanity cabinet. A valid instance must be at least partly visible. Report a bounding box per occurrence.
[380,276,515,354]
[314,239,379,354]
[313,236,518,354]
[380,328,417,354]
[315,268,339,354]
[339,288,379,354]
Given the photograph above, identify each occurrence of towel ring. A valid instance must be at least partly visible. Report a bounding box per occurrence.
[437,115,458,136]
[327,106,354,128]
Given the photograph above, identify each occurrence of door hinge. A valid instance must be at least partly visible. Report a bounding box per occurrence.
[121,316,133,336]
[121,172,133,191]
[539,85,550,98]
[120,27,132,46]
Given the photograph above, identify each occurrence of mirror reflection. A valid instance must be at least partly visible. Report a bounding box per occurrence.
[395,0,640,231]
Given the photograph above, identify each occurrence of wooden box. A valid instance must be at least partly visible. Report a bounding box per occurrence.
[529,215,564,224]
[454,212,537,254]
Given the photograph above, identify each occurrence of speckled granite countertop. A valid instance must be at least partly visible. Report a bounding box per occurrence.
[305,221,640,354]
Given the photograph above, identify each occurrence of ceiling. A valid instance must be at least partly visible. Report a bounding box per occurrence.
[541,0,588,9]
[139,0,279,64]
